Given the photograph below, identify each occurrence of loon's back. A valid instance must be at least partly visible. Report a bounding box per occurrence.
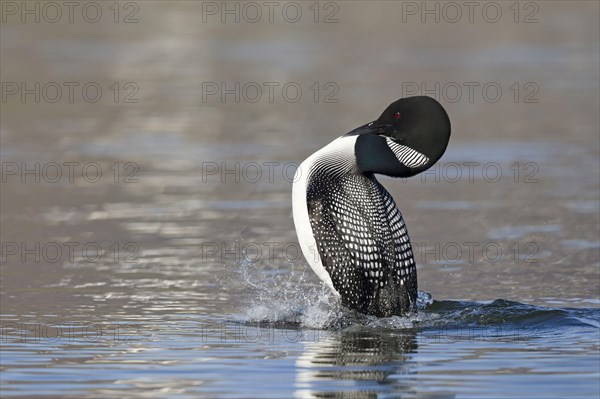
[307,169,417,316]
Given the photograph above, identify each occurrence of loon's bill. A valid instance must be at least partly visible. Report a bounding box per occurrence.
[292,96,451,317]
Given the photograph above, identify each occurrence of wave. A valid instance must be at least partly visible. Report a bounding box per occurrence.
[235,261,599,332]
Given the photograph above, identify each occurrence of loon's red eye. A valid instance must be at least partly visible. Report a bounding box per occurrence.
[393,112,401,120]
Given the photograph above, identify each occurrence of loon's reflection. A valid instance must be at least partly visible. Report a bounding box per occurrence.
[294,328,422,399]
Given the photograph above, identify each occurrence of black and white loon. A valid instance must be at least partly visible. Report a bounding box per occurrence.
[292,96,451,317]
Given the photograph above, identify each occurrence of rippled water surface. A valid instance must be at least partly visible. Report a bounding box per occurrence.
[1,2,599,398]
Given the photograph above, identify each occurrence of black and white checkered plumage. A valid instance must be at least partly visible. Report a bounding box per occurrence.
[293,96,451,317]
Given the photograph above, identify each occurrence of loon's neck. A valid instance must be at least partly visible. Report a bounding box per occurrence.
[299,136,361,180]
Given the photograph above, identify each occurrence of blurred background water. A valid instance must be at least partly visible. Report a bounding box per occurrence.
[1,1,599,398]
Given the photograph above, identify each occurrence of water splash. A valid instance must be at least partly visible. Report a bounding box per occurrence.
[233,256,441,329]
[232,256,340,329]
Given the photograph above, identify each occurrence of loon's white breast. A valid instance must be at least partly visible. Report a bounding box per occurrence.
[292,135,359,296]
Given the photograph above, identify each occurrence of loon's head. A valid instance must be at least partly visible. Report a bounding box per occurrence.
[348,96,451,178]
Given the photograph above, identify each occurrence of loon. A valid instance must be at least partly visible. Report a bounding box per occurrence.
[292,96,451,317]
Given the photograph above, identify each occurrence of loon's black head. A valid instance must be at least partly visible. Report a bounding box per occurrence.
[348,96,451,178]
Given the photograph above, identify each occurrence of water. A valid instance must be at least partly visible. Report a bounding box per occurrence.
[2,294,598,398]
[1,2,599,398]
